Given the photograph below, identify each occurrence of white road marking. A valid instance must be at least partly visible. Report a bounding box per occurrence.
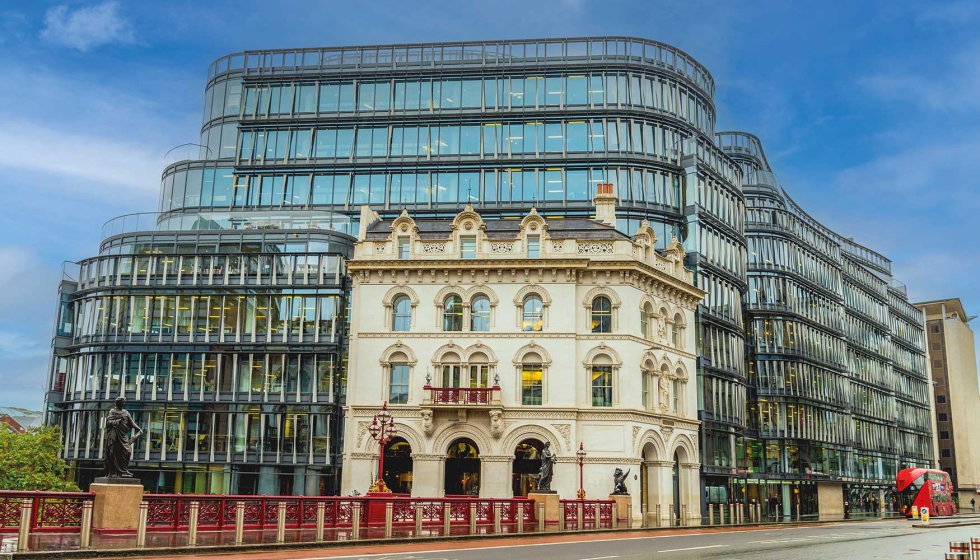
[658,544,728,553]
[579,556,619,560]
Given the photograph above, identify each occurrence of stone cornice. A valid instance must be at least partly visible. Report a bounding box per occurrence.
[346,405,699,430]
[555,456,644,464]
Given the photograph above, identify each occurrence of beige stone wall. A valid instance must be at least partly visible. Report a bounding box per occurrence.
[945,317,980,495]
[817,482,843,519]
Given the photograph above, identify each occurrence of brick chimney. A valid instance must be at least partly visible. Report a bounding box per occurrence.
[594,182,617,227]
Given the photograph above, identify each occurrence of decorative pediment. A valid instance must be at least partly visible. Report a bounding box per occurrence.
[632,219,658,247]
[390,209,419,237]
[518,207,548,237]
[450,204,486,233]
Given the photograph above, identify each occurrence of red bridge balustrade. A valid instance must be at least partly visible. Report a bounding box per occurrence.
[0,491,94,534]
[425,386,499,406]
[560,499,615,529]
[142,494,367,532]
[388,497,534,526]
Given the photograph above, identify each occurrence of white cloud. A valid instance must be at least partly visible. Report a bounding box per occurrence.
[40,1,134,52]
[0,11,27,45]
[859,44,980,113]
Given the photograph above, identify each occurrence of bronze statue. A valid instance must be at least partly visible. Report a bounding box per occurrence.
[536,441,556,491]
[613,468,631,495]
[103,397,143,478]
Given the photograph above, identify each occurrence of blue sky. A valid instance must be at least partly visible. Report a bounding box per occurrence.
[1,0,978,409]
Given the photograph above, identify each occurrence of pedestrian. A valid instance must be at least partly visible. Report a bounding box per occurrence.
[844,501,851,520]
[768,495,779,520]
[971,497,976,513]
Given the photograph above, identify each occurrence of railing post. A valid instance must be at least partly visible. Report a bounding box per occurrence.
[234,501,245,545]
[276,502,286,543]
[17,498,33,552]
[384,502,393,539]
[493,502,501,534]
[558,504,565,532]
[136,501,148,549]
[352,502,361,540]
[469,502,477,535]
[517,503,524,533]
[577,502,584,531]
[415,503,423,537]
[80,500,93,550]
[656,503,661,527]
[970,537,980,560]
[316,502,325,542]
[443,502,451,536]
[669,503,675,526]
[188,501,200,547]
[627,503,633,529]
[537,503,545,532]
[682,503,687,526]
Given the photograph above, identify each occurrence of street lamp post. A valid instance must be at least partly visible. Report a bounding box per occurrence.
[368,402,398,493]
[576,443,587,500]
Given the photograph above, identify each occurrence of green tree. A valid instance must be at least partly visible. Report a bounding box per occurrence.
[0,426,80,491]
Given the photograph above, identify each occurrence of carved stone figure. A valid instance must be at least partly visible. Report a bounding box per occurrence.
[659,375,670,410]
[613,468,631,495]
[489,410,503,438]
[420,408,434,436]
[536,441,556,491]
[655,313,667,340]
[103,397,143,478]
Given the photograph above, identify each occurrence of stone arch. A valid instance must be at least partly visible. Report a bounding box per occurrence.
[582,286,622,309]
[582,343,623,367]
[382,285,420,308]
[635,429,667,459]
[363,420,426,455]
[512,342,553,367]
[463,343,498,364]
[674,361,690,381]
[513,284,552,306]
[501,424,563,454]
[430,422,495,456]
[668,433,697,464]
[432,342,464,365]
[465,285,499,306]
[434,285,467,306]
[379,342,418,366]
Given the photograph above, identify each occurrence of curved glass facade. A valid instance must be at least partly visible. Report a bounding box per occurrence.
[46,37,930,507]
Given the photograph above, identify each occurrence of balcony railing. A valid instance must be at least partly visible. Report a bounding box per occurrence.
[423,386,500,407]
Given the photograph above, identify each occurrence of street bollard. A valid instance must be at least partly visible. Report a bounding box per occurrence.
[669,504,675,526]
[443,502,451,536]
[469,502,477,535]
[384,502,393,539]
[352,502,361,540]
[136,501,148,549]
[316,502,325,542]
[640,504,647,528]
[277,502,286,543]
[538,503,545,532]
[950,542,970,555]
[737,504,744,524]
[415,503,423,537]
[517,504,524,534]
[946,554,969,560]
[494,503,501,534]
[710,504,715,526]
[755,503,761,523]
[971,537,980,560]
[17,498,32,552]
[627,504,633,529]
[558,505,565,532]
[577,502,584,531]
[656,504,662,527]
[234,501,245,545]
[80,501,93,550]
[795,503,801,521]
[188,501,200,547]
[612,507,618,529]
[681,504,687,526]
[730,503,736,526]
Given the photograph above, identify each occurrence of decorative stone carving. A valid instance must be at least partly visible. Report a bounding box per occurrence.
[490,242,514,254]
[553,423,571,451]
[374,244,387,254]
[356,421,370,447]
[551,241,563,253]
[659,376,670,411]
[422,242,444,253]
[577,242,613,254]
[420,408,434,436]
[612,468,630,495]
[489,410,503,438]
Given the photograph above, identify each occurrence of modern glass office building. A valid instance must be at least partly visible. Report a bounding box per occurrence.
[46,37,931,508]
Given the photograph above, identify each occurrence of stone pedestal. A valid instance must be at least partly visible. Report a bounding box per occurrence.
[610,494,630,524]
[528,491,560,524]
[91,478,143,532]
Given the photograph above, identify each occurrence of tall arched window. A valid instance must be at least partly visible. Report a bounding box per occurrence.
[392,295,412,331]
[469,352,490,388]
[389,363,410,404]
[441,353,461,387]
[522,295,543,332]
[672,375,682,413]
[591,365,613,407]
[443,295,463,331]
[671,313,684,348]
[471,295,491,332]
[521,357,543,405]
[591,296,612,333]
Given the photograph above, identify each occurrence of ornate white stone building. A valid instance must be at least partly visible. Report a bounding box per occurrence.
[341,191,705,525]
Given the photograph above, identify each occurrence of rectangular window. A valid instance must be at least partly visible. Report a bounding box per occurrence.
[940,431,950,439]
[389,364,409,404]
[521,363,543,405]
[527,235,540,258]
[938,412,948,422]
[937,395,947,404]
[941,449,951,458]
[398,237,410,259]
[460,236,476,259]
[933,359,944,369]
[591,366,612,407]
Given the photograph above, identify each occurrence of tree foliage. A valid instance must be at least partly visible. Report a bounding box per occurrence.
[0,426,80,491]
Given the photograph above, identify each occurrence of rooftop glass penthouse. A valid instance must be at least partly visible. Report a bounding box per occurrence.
[46,37,931,513]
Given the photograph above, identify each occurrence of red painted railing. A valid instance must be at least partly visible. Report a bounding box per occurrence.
[388,498,533,526]
[560,499,615,528]
[427,386,497,405]
[0,492,94,534]
[143,494,366,531]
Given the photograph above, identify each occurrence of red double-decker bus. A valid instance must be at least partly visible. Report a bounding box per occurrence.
[897,468,957,517]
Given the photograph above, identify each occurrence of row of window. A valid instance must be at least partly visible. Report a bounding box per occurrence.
[235,119,691,163]
[747,274,844,333]
[700,324,745,374]
[840,255,888,299]
[219,72,713,132]
[749,318,847,367]
[896,401,932,431]
[160,166,684,212]
[890,314,925,349]
[751,400,852,446]
[59,351,344,403]
[697,175,745,234]
[61,406,332,464]
[698,271,743,326]
[734,438,903,478]
[749,359,848,405]
[887,291,923,324]
[849,349,892,391]
[701,375,746,425]
[844,314,890,358]
[76,253,343,291]
[99,233,347,258]
[896,373,930,405]
[70,294,344,345]
[747,235,841,294]
[893,343,927,374]
[854,417,898,454]
[744,200,841,262]
[851,384,895,419]
[697,223,746,279]
[843,281,888,326]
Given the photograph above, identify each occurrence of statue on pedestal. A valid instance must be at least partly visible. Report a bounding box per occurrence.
[536,441,556,491]
[612,468,630,495]
[103,397,143,478]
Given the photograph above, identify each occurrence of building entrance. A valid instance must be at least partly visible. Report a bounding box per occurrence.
[445,438,480,496]
[512,439,543,496]
[383,437,413,494]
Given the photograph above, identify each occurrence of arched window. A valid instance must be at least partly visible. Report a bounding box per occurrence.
[389,362,410,404]
[443,295,463,331]
[392,295,412,332]
[591,296,612,333]
[521,355,543,405]
[471,295,491,332]
[469,352,490,388]
[590,354,613,407]
[441,353,461,387]
[640,309,649,339]
[672,376,682,413]
[522,295,543,332]
[671,313,684,348]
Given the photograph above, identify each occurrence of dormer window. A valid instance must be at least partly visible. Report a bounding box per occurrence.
[397,237,410,259]
[527,235,540,258]
[460,236,476,259]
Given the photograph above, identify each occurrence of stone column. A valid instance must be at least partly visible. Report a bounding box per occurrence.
[680,462,702,525]
[411,454,445,497]
[347,452,379,494]
[648,460,673,526]
[481,456,514,498]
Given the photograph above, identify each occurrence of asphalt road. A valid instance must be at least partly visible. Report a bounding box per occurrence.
[295,520,980,560]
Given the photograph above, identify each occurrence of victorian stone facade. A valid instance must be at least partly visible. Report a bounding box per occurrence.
[341,192,706,525]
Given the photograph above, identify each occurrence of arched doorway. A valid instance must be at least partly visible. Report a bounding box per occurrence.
[640,442,660,518]
[512,439,544,496]
[672,451,681,525]
[445,438,480,496]
[383,437,413,494]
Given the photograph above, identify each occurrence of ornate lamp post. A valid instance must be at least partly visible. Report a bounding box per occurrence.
[368,402,398,493]
[576,442,587,500]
